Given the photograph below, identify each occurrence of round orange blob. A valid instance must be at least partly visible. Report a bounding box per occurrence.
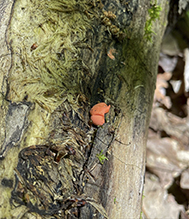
[91,115,105,126]
[90,103,110,116]
[90,102,110,125]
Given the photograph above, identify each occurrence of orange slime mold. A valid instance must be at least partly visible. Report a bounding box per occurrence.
[90,102,110,126]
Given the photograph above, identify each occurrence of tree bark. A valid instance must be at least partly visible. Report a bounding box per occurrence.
[0,0,168,218]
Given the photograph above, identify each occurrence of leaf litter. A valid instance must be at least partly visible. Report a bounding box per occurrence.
[143,49,189,219]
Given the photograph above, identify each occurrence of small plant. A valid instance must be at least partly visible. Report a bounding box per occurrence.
[96,150,108,164]
[144,0,162,41]
[140,193,145,219]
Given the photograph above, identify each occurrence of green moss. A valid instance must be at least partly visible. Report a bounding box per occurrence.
[5,0,99,147]
[144,0,162,41]
[7,0,95,112]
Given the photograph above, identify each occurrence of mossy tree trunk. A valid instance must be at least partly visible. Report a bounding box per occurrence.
[0,0,168,218]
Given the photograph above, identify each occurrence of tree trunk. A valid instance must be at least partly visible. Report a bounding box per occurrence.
[0,0,168,218]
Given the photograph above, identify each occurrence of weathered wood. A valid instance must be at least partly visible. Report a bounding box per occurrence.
[0,0,169,218]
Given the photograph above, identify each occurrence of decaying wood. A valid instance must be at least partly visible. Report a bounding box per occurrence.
[0,0,169,218]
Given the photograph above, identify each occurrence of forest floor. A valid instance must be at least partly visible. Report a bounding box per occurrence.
[142,49,189,219]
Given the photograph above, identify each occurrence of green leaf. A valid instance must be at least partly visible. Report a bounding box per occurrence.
[96,150,108,164]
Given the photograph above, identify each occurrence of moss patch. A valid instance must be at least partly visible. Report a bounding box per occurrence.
[7,0,96,111]
[144,0,162,41]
